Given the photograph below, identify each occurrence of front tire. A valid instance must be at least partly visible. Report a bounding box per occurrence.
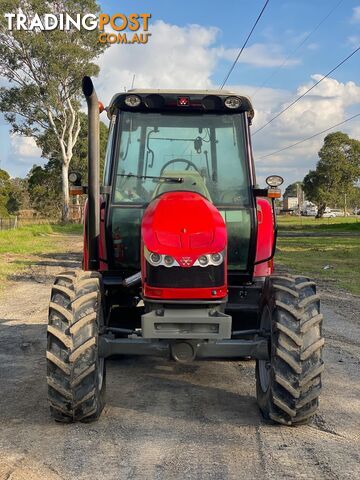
[46,270,106,422]
[256,275,324,425]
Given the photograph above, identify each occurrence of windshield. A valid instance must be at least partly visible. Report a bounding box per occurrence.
[113,112,250,206]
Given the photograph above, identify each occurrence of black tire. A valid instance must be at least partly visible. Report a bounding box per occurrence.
[256,275,324,425]
[46,270,106,423]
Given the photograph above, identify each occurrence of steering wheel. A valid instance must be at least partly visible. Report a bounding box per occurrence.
[160,158,200,176]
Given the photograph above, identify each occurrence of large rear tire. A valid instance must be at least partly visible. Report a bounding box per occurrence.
[256,275,324,425]
[46,270,106,423]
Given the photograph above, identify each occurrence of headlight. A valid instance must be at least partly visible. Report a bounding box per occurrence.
[210,252,223,265]
[194,250,225,267]
[224,96,241,109]
[144,247,179,267]
[149,252,162,266]
[164,255,175,267]
[198,255,209,266]
[124,94,141,107]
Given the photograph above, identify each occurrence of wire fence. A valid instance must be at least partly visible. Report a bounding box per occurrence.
[0,217,18,231]
[0,217,63,231]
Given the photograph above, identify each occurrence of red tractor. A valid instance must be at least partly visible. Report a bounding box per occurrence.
[46,77,324,425]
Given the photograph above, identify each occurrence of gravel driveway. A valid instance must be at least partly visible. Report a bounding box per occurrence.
[0,247,359,480]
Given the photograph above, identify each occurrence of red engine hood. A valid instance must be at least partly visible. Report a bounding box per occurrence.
[142,192,227,264]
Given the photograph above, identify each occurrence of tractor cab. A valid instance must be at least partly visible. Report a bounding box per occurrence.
[104,90,256,281]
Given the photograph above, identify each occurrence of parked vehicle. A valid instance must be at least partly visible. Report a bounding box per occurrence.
[330,209,350,217]
[303,207,318,216]
[322,211,336,218]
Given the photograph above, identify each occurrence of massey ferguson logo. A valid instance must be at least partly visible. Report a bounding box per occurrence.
[180,257,192,267]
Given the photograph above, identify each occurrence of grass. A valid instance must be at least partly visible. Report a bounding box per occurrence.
[0,224,82,289]
[276,218,360,295]
[278,215,360,232]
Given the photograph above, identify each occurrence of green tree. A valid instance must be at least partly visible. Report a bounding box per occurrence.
[0,169,11,216]
[0,0,105,221]
[284,181,303,198]
[7,177,30,213]
[28,163,62,218]
[303,132,360,216]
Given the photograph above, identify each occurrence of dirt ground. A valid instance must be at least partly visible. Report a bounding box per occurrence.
[0,237,359,480]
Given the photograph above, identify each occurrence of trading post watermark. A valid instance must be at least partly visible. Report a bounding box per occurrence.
[4,11,152,45]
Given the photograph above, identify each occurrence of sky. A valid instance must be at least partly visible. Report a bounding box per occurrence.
[0,0,360,188]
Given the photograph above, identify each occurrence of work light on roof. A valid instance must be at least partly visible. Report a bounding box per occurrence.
[125,95,141,107]
[224,96,241,109]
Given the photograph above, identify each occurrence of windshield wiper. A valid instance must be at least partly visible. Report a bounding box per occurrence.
[116,173,184,183]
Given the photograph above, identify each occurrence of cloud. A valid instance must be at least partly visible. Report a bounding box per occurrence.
[247,76,360,185]
[10,135,41,159]
[351,6,360,22]
[218,43,300,68]
[0,134,44,178]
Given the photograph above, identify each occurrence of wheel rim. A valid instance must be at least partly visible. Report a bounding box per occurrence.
[98,357,104,391]
[258,359,270,392]
[259,305,271,392]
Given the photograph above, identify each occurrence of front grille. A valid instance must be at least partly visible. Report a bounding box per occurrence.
[146,262,224,288]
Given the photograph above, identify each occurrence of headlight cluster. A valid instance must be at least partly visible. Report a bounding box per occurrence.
[144,247,225,268]
[144,247,179,268]
[193,251,224,267]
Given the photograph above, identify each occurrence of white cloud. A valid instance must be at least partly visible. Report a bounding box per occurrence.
[248,76,360,186]
[10,135,41,158]
[218,43,300,68]
[351,6,360,22]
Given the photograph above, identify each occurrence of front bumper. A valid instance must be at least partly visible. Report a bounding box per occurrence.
[141,307,232,339]
[98,336,269,360]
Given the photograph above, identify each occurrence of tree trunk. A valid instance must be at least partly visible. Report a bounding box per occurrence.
[316,204,326,218]
[61,162,70,222]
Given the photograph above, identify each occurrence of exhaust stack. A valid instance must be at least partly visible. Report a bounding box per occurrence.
[82,76,100,270]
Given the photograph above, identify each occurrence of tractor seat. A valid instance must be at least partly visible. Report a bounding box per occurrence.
[152,171,212,201]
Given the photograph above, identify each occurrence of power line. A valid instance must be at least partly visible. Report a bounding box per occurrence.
[219,0,270,89]
[251,0,345,99]
[257,113,360,159]
[253,44,360,135]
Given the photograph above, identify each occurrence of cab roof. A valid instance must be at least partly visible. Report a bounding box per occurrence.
[108,89,254,119]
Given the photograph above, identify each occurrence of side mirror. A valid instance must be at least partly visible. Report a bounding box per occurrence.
[254,175,284,199]
[69,172,86,195]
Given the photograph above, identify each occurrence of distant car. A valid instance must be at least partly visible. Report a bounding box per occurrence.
[329,209,350,217]
[322,211,336,218]
[303,207,318,216]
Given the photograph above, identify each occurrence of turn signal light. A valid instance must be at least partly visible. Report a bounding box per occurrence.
[267,188,281,198]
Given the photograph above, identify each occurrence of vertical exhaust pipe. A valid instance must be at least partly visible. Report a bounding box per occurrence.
[82,76,100,271]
